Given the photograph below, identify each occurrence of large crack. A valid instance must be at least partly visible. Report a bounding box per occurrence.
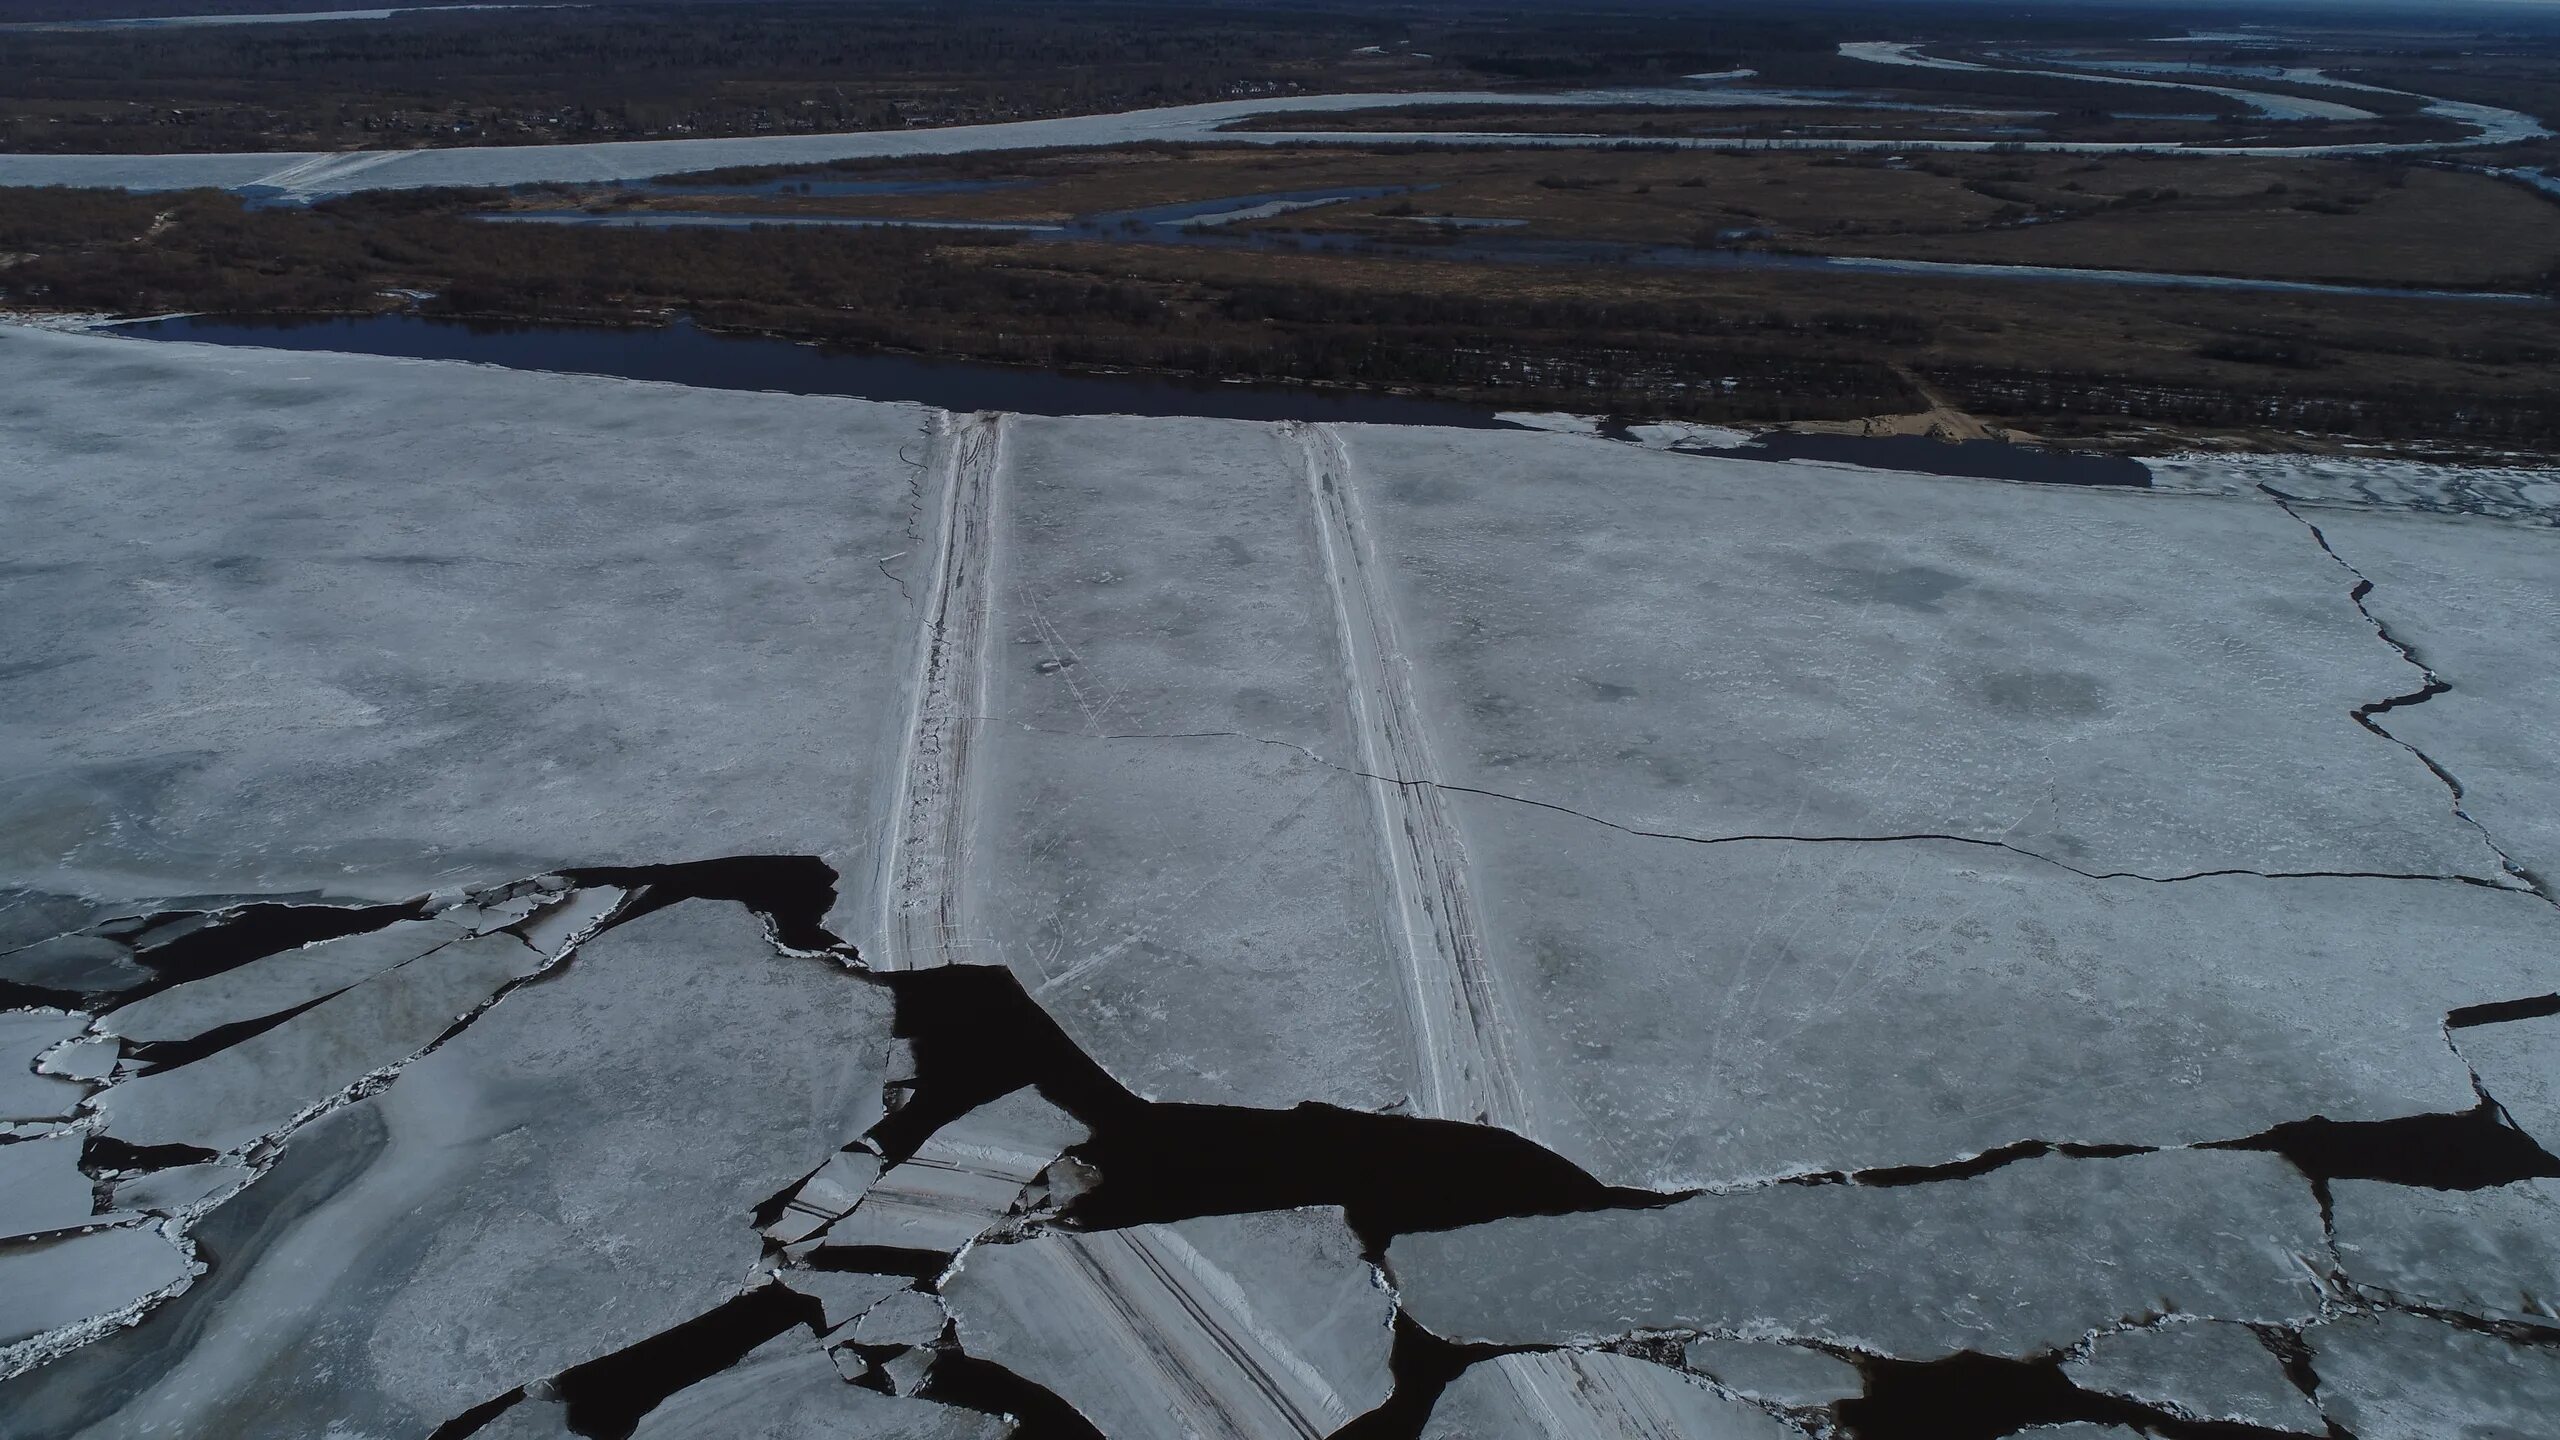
[2259,485,2552,905]
[987,719,2517,892]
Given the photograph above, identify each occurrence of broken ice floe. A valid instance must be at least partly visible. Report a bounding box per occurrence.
[813,1085,1086,1257]
[90,931,548,1154]
[2459,1013,2560,1148]
[1389,1149,2327,1358]
[945,1206,1393,1440]
[1442,797,2558,1188]
[1423,1349,1804,1440]
[850,1288,947,1348]
[765,1148,886,1245]
[2311,512,2560,888]
[777,1267,910,1335]
[625,1326,1001,1440]
[0,1225,194,1349]
[0,900,895,1435]
[94,915,473,1046]
[2306,1311,2560,1440]
[1,1012,92,1122]
[2061,1321,2325,1433]
[1679,1338,1866,1412]
[109,1161,252,1217]
[2330,1178,2560,1327]
[0,1133,112,1242]
[2142,452,2560,527]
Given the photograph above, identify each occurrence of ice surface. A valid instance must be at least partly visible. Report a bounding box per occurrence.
[1422,1350,1804,1440]
[1442,796,2556,1187]
[33,1036,113,1083]
[2143,454,2560,528]
[474,1395,578,1440]
[109,1161,251,1217]
[91,932,545,1154]
[1679,1338,1865,1410]
[2307,1311,2560,1440]
[0,326,932,915]
[0,1011,92,1121]
[0,936,147,997]
[0,1134,100,1241]
[2459,1016,2560,1147]
[1336,424,2489,881]
[1389,1149,2326,1358]
[0,900,895,1436]
[954,416,1408,1112]
[765,1149,885,1244]
[0,1225,193,1347]
[944,1207,1392,1440]
[2310,511,2560,889]
[850,1288,946,1348]
[626,1326,1003,1440]
[2062,1321,2324,1432]
[2330,1179,2560,1327]
[818,1087,1085,1255]
[778,1267,909,1334]
[95,916,469,1044]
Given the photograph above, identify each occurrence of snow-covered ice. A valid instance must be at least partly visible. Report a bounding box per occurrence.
[2331,1179,2560,1327]
[1388,1149,2327,1357]
[1338,424,2490,881]
[4,326,2556,1436]
[1422,1350,1805,1440]
[0,324,933,917]
[1440,803,2555,1187]
[2306,1312,2560,1440]
[2063,1321,2326,1433]
[2310,511,2560,889]
[945,1207,1393,1440]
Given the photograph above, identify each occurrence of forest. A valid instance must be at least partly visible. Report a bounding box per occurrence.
[5,182,2556,447]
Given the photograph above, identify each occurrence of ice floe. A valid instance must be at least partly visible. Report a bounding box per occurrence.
[945,1207,1392,1440]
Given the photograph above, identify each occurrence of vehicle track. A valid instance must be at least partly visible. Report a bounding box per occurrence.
[875,410,1005,972]
[1291,422,1534,1135]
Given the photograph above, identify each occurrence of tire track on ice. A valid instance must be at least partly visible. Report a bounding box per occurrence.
[1290,421,1534,1134]
[875,410,1006,972]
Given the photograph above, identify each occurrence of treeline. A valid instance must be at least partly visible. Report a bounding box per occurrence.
[6,184,2554,442]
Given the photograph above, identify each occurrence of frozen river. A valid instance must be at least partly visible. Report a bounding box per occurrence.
[0,44,2540,198]
[3,322,2558,1437]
